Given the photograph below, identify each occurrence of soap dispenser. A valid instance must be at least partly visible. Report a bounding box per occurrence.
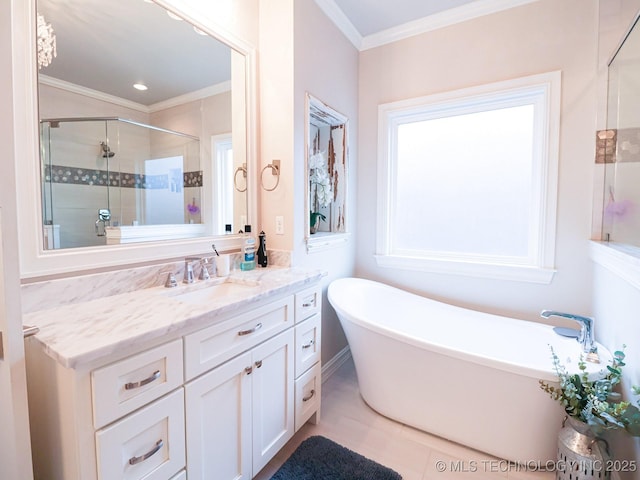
[257,231,268,267]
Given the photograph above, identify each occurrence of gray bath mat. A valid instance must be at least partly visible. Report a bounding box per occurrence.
[269,435,402,479]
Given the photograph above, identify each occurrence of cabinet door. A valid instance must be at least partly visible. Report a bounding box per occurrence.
[294,314,321,377]
[251,329,294,474]
[185,352,252,480]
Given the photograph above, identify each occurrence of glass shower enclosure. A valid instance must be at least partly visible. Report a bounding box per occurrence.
[40,117,201,249]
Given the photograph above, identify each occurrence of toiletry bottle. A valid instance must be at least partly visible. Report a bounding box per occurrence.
[257,231,268,267]
[241,225,256,270]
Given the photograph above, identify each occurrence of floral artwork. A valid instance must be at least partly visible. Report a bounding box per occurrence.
[306,95,348,236]
[309,149,332,232]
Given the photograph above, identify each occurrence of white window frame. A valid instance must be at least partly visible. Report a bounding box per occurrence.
[376,71,561,283]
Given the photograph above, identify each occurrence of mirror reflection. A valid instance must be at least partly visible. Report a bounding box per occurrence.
[36,0,247,249]
[603,14,640,246]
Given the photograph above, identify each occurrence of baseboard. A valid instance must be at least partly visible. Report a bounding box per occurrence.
[321,345,351,383]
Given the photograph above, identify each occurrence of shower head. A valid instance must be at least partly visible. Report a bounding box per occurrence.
[100,141,115,158]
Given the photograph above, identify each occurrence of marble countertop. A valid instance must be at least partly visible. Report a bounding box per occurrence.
[23,266,325,369]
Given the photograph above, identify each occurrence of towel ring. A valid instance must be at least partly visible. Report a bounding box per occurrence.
[261,160,281,192]
[234,164,247,192]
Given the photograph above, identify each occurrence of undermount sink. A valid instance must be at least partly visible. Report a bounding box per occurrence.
[160,278,261,305]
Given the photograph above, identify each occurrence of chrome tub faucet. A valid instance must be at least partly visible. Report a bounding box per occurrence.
[540,310,599,362]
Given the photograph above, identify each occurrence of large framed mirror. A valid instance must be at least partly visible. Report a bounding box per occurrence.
[15,0,257,277]
[602,12,640,249]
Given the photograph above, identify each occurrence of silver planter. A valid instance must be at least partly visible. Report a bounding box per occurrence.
[556,416,610,480]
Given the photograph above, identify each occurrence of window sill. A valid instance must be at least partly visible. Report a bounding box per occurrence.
[590,241,640,290]
[374,254,556,284]
[306,232,350,253]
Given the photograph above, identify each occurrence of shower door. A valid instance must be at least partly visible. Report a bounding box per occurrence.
[41,119,119,249]
[40,118,201,250]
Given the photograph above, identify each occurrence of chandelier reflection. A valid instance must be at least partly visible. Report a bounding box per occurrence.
[37,14,56,69]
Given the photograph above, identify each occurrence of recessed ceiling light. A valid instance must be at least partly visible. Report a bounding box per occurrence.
[133,83,148,91]
[193,26,208,36]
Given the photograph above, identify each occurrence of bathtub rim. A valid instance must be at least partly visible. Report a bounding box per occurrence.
[327,277,612,383]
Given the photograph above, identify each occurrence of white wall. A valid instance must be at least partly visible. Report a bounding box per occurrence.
[259,0,358,362]
[357,0,599,322]
[293,0,358,363]
[593,1,640,475]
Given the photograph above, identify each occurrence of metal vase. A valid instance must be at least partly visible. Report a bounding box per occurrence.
[556,416,610,480]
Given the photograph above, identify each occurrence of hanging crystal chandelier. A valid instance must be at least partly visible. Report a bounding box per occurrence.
[37,14,56,69]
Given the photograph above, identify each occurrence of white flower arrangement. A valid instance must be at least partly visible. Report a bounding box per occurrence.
[309,151,332,209]
[309,150,333,232]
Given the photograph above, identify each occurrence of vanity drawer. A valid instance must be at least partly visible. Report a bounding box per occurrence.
[95,388,185,480]
[92,339,183,429]
[184,295,294,380]
[295,285,321,322]
[295,314,321,377]
[294,362,321,431]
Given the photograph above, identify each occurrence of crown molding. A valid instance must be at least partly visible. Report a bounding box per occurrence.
[362,0,538,50]
[39,75,150,112]
[316,0,538,52]
[38,75,231,114]
[148,81,231,112]
[313,0,363,50]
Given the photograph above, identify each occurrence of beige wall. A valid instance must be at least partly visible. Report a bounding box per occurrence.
[357,0,599,321]
[258,0,358,362]
[292,0,358,363]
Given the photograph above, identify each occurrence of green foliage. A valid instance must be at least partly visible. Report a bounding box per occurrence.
[539,345,640,436]
[309,211,326,228]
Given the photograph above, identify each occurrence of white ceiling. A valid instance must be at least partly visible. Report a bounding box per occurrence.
[36,0,537,106]
[316,0,538,50]
[37,0,231,106]
[334,0,479,37]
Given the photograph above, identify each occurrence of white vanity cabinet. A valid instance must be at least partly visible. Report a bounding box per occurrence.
[25,279,322,480]
[293,285,322,430]
[184,329,294,479]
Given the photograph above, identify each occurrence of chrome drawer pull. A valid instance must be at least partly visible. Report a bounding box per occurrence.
[245,366,253,375]
[124,370,161,390]
[302,299,315,307]
[238,322,263,336]
[302,389,316,402]
[255,360,263,368]
[302,340,315,350]
[128,439,163,465]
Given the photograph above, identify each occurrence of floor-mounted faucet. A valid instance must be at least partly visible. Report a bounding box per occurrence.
[540,310,599,363]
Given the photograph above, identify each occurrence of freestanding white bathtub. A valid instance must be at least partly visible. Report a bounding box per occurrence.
[327,277,611,464]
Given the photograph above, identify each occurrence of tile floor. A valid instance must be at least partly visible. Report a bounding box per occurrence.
[254,357,554,480]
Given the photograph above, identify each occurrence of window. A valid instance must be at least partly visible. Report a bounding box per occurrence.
[376,72,560,283]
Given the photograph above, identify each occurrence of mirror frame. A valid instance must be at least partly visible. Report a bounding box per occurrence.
[304,93,350,253]
[14,0,258,279]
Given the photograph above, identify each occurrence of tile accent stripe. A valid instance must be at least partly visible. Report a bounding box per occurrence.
[44,164,203,188]
[596,129,616,164]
